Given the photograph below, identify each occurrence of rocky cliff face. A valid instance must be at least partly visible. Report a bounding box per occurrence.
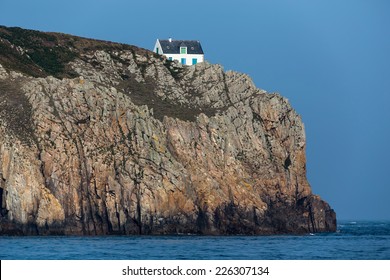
[0,26,336,235]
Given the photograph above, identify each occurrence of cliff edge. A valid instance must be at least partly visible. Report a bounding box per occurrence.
[0,26,336,235]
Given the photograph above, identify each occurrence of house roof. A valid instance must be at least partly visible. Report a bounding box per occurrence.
[158,39,204,55]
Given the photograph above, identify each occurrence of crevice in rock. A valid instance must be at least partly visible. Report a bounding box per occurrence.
[284,154,291,170]
[196,206,208,233]
[133,166,144,235]
[0,186,5,217]
[308,204,317,233]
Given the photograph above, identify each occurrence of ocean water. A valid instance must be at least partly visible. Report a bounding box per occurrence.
[0,221,389,260]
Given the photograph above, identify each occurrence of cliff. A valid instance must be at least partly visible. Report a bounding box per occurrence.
[0,26,336,235]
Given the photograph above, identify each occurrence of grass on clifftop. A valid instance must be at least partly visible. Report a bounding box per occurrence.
[0,26,145,79]
[0,26,78,78]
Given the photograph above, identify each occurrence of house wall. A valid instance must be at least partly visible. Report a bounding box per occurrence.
[164,53,204,66]
[153,40,204,66]
[153,40,163,55]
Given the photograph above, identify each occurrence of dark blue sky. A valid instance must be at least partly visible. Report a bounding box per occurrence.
[1,0,389,220]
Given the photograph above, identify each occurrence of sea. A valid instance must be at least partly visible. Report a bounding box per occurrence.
[0,220,389,260]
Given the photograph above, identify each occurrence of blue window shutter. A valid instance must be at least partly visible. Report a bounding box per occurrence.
[181,58,186,65]
[192,58,197,65]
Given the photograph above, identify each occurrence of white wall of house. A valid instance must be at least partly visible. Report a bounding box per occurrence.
[153,40,163,55]
[165,53,204,66]
[153,40,204,66]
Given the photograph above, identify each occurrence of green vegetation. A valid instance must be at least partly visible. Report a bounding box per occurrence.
[0,26,78,78]
[0,25,143,79]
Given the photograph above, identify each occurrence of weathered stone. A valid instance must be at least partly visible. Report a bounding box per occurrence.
[0,26,336,235]
[0,63,8,79]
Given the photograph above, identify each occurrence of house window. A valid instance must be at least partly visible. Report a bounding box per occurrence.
[156,47,159,54]
[181,58,186,65]
[192,58,198,65]
[180,47,187,54]
[168,57,173,61]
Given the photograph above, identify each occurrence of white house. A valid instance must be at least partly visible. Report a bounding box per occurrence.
[153,38,204,66]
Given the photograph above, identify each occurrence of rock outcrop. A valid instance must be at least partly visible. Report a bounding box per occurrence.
[0,26,336,235]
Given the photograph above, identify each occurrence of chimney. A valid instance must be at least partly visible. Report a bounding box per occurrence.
[169,37,172,42]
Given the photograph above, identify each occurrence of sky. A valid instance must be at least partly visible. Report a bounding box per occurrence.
[1,0,389,220]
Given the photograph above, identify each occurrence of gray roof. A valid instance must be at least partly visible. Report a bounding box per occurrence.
[159,39,204,55]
